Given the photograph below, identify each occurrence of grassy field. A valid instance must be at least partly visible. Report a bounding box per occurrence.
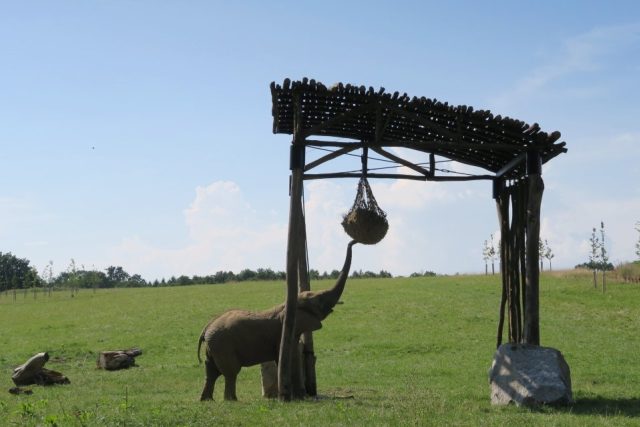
[1,272,639,426]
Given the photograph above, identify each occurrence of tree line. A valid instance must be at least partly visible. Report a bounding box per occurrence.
[0,252,423,292]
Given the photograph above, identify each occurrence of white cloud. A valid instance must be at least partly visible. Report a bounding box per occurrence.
[111,181,287,280]
[542,196,640,268]
[491,22,640,110]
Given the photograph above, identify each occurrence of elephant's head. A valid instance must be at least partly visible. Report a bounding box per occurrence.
[296,240,357,323]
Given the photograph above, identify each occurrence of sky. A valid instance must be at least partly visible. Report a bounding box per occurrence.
[1,1,639,281]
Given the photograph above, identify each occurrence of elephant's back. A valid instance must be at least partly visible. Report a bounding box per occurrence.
[204,310,281,367]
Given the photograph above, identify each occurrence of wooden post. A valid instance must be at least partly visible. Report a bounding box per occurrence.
[297,209,318,397]
[509,184,523,343]
[279,166,303,401]
[278,89,305,401]
[524,152,544,345]
[494,179,509,348]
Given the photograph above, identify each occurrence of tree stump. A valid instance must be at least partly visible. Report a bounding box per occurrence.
[97,348,142,370]
[12,352,70,386]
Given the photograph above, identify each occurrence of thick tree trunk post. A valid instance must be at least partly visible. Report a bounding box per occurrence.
[514,183,529,342]
[509,187,521,343]
[279,90,305,401]
[517,183,528,329]
[524,153,544,345]
[494,179,509,348]
[297,210,318,397]
[279,166,303,401]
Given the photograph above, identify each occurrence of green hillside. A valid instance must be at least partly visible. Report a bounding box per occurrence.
[1,272,638,426]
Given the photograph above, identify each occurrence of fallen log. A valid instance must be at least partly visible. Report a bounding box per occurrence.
[97,348,142,370]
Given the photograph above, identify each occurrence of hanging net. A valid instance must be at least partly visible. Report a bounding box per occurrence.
[341,177,389,245]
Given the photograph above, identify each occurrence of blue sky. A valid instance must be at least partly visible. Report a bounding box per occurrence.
[1,1,639,280]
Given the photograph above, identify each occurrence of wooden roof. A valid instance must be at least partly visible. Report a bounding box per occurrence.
[271,78,567,181]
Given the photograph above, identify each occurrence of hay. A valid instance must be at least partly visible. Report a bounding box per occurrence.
[342,177,388,245]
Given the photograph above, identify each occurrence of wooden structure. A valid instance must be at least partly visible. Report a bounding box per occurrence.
[270,78,567,400]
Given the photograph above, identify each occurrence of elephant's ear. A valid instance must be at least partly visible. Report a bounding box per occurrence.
[295,308,322,334]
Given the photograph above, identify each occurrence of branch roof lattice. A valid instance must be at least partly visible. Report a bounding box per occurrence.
[271,78,567,180]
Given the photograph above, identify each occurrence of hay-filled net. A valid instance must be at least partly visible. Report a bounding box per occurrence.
[342,177,389,245]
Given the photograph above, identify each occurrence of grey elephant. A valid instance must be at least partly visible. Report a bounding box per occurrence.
[198,240,357,401]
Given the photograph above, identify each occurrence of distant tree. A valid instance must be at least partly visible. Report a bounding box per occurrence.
[0,252,37,291]
[544,239,555,271]
[175,275,192,286]
[482,239,491,275]
[106,266,130,287]
[588,227,600,288]
[237,269,256,281]
[410,270,436,278]
[26,267,41,298]
[129,274,147,287]
[599,221,609,293]
[42,260,54,296]
[80,269,108,289]
[538,239,546,271]
[66,259,79,296]
[378,270,393,278]
[489,234,497,275]
[635,221,640,261]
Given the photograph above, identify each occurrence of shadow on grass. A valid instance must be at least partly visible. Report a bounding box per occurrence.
[562,397,640,417]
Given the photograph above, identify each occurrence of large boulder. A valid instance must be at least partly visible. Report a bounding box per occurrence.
[489,343,572,406]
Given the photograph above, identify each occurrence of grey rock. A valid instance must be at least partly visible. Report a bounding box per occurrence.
[489,343,572,406]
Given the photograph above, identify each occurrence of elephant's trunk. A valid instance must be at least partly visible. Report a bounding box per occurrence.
[321,240,357,309]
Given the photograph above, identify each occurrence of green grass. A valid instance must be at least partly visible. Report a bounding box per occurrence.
[1,272,639,426]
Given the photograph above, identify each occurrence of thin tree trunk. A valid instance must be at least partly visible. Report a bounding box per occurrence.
[524,170,544,346]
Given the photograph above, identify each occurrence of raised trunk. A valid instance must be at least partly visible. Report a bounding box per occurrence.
[321,240,356,308]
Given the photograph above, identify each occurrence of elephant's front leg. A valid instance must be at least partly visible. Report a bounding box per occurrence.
[200,359,221,401]
[261,361,278,398]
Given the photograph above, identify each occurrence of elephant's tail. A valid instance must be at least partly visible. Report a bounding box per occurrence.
[197,331,205,364]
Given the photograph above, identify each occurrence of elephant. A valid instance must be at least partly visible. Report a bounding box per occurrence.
[198,240,357,401]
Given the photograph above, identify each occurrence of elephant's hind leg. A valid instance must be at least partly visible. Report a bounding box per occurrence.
[200,358,221,401]
[223,372,239,401]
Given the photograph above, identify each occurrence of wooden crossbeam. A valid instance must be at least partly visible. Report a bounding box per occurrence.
[305,140,359,148]
[304,146,360,172]
[370,146,430,177]
[303,172,494,182]
[304,172,427,181]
